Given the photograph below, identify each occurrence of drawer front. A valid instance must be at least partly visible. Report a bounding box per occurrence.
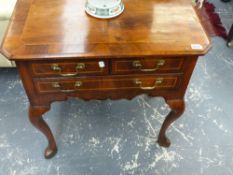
[31,60,109,77]
[112,58,185,74]
[34,75,181,94]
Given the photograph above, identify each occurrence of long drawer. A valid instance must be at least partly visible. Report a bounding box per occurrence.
[112,57,185,74]
[30,60,109,77]
[34,75,182,94]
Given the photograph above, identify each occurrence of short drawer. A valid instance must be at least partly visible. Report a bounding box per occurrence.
[30,60,109,77]
[34,75,181,94]
[112,58,185,74]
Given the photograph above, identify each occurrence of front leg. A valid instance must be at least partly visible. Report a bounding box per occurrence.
[158,99,185,147]
[227,24,233,47]
[29,105,57,159]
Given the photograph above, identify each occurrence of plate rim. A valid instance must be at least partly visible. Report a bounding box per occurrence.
[85,3,124,19]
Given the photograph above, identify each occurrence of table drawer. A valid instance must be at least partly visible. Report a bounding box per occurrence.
[112,58,185,74]
[34,75,181,94]
[30,60,108,77]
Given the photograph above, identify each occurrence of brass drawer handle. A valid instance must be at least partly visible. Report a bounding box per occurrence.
[132,59,165,72]
[134,78,163,90]
[51,81,82,93]
[51,63,86,77]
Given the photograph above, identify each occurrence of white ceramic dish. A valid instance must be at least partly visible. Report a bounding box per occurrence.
[85,0,124,19]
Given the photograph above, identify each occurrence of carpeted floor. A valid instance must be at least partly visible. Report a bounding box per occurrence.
[0,0,233,175]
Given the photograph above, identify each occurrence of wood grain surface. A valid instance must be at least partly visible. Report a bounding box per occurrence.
[1,0,211,60]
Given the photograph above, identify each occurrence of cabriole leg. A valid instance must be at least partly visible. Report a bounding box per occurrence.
[227,24,233,47]
[29,105,57,159]
[158,99,185,147]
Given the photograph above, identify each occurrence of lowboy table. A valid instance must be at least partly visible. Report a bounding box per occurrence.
[1,0,211,159]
